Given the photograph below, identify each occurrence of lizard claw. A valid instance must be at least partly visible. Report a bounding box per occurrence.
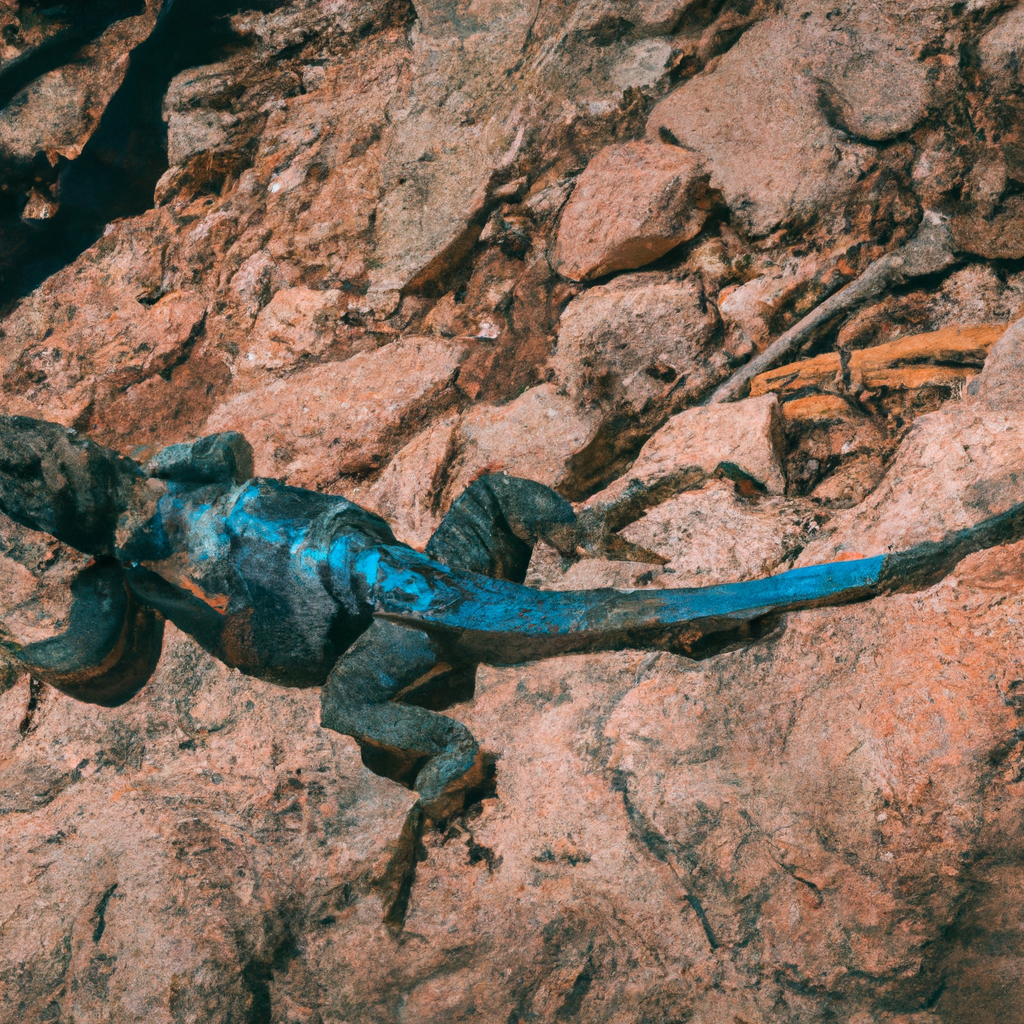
[416,747,490,825]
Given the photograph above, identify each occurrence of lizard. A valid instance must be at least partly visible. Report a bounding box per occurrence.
[2,414,1023,820]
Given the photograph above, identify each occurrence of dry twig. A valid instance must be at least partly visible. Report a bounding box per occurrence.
[706,213,960,405]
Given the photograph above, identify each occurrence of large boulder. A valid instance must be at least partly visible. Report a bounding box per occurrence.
[648,6,955,236]
[205,337,465,488]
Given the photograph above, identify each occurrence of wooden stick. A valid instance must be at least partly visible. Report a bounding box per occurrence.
[705,214,959,405]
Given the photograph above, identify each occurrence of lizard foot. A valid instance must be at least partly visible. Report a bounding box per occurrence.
[320,619,482,819]
[414,743,488,824]
[322,691,481,822]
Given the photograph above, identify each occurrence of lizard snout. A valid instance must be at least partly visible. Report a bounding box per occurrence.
[0,416,143,555]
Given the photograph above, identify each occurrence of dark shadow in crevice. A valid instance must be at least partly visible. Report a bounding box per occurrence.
[0,0,289,310]
[681,612,786,660]
[240,920,300,1024]
[0,1,145,109]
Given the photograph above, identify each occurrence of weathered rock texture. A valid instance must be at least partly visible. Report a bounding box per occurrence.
[553,141,710,281]
[3,0,1024,1020]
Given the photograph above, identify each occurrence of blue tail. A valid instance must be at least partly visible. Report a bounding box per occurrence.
[358,497,1024,664]
[359,546,886,663]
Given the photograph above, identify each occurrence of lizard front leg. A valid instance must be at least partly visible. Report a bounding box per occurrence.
[319,619,481,821]
[425,472,663,571]
[3,558,165,706]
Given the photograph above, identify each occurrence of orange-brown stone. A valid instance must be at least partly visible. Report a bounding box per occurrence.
[553,141,710,283]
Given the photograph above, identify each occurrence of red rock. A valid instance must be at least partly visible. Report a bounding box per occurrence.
[717,255,824,354]
[19,188,58,222]
[553,141,710,282]
[648,10,954,235]
[0,286,207,430]
[205,336,465,489]
[239,285,346,375]
[536,477,821,591]
[359,415,461,550]
[616,479,815,585]
[553,275,724,410]
[0,625,418,1023]
[588,393,787,523]
[446,383,601,495]
[980,5,1024,92]
[164,61,252,167]
[647,19,850,237]
[952,198,1024,260]
[4,0,1024,1018]
[4,531,1024,1021]
[361,384,602,548]
[0,2,160,167]
[227,250,276,316]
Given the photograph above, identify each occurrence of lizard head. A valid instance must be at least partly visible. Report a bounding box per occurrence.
[0,416,144,555]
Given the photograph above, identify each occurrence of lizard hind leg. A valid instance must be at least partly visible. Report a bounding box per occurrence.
[320,619,482,821]
[425,472,579,582]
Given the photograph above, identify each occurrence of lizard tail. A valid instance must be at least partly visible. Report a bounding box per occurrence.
[363,547,886,663]
[366,498,1024,664]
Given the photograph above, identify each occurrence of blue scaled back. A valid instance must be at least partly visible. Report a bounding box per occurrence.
[117,477,397,685]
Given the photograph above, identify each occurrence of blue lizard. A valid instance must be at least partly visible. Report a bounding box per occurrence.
[2,416,1021,819]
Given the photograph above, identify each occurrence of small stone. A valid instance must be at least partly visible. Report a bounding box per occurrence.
[810,455,887,507]
[717,256,823,353]
[553,276,722,412]
[952,198,1024,261]
[361,385,601,547]
[0,5,160,167]
[647,15,951,235]
[588,392,787,527]
[359,288,402,319]
[228,250,275,314]
[138,292,208,377]
[553,141,710,282]
[362,416,461,550]
[164,62,242,165]
[20,189,58,221]
[979,5,1024,93]
[633,392,786,495]
[446,383,602,498]
[616,479,820,586]
[646,20,847,237]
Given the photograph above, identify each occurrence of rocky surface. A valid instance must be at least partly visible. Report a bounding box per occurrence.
[3,0,1024,1020]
